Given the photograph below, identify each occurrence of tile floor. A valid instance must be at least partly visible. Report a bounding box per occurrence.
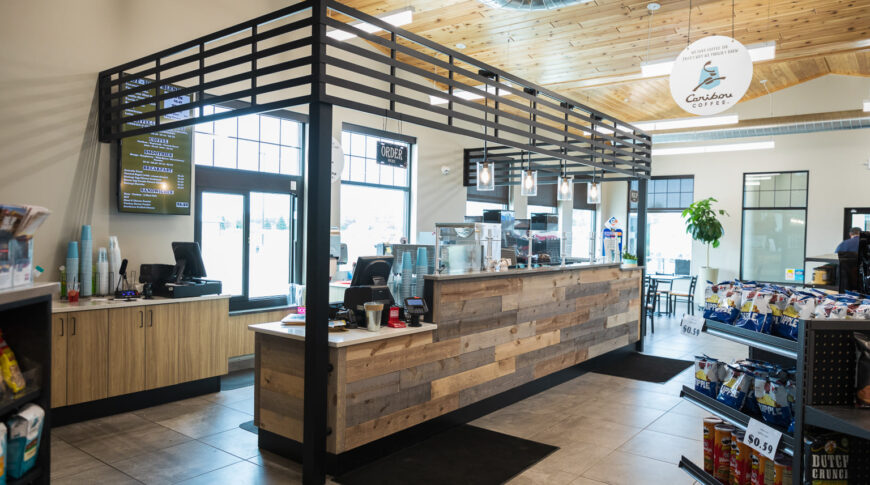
[50,315,747,484]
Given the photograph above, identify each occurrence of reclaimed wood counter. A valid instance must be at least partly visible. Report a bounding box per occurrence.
[250,264,642,459]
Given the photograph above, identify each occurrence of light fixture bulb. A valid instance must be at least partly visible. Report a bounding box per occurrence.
[587,182,601,204]
[557,175,573,201]
[520,170,537,197]
[476,161,494,191]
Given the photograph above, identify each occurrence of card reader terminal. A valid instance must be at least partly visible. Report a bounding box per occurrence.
[403,297,428,327]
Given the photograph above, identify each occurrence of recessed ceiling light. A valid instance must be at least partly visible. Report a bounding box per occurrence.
[633,114,739,131]
[641,41,776,77]
[647,3,661,11]
[456,43,467,49]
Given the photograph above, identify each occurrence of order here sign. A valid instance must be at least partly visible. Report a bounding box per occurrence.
[376,141,408,168]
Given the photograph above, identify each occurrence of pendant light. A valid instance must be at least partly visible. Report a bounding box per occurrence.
[587,167,601,204]
[520,90,537,197]
[556,119,572,202]
[521,166,537,196]
[476,87,495,191]
[557,174,573,201]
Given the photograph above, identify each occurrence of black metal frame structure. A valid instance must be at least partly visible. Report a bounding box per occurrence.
[96,1,652,482]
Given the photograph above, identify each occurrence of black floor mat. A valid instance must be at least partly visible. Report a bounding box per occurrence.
[240,420,258,435]
[221,369,254,391]
[582,349,692,383]
[334,425,557,485]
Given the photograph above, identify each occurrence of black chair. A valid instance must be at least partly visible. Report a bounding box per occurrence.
[654,278,674,315]
[838,252,858,294]
[670,276,698,315]
[644,277,658,334]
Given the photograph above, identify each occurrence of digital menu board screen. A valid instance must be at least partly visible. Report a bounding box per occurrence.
[118,78,193,215]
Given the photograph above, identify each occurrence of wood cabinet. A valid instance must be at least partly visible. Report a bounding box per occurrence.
[51,297,231,407]
[50,314,68,408]
[178,299,228,382]
[65,309,108,405]
[145,304,180,390]
[108,306,146,397]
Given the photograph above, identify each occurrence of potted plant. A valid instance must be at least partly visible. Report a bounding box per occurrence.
[622,251,638,266]
[682,197,728,304]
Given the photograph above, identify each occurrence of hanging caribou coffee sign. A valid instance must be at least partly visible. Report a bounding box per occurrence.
[669,35,752,116]
[376,141,408,168]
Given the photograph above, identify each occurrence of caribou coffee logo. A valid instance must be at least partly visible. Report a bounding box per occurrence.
[696,62,725,90]
[669,36,752,116]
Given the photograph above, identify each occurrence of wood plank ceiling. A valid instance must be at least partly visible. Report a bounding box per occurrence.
[339,0,870,122]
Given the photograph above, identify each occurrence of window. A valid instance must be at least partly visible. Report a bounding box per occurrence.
[194,106,302,175]
[571,209,595,259]
[340,125,414,270]
[628,177,694,274]
[526,184,557,218]
[741,171,808,283]
[194,106,305,311]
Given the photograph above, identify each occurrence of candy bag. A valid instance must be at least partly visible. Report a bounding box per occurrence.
[0,331,25,394]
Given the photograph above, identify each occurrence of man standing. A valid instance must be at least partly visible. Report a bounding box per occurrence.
[836,227,862,253]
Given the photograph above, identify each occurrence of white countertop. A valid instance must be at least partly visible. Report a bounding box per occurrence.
[423,262,641,281]
[52,293,231,313]
[0,282,59,308]
[248,320,437,348]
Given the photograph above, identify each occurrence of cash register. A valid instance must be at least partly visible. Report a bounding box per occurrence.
[143,242,222,298]
[343,255,395,325]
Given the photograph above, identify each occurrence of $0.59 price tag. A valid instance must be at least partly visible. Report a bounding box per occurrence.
[743,418,782,460]
[680,314,704,338]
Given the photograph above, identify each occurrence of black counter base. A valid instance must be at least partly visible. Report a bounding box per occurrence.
[259,343,636,476]
[51,376,220,427]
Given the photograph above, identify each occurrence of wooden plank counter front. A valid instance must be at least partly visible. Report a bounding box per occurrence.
[250,263,642,458]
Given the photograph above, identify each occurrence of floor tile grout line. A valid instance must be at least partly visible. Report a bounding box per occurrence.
[61,434,148,484]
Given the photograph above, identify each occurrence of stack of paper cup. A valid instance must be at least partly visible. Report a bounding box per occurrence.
[109,236,122,293]
[79,225,92,297]
[415,247,428,298]
[65,241,78,299]
[401,252,412,304]
[97,247,109,296]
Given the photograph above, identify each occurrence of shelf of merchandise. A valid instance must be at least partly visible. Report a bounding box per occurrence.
[680,386,795,456]
[703,319,799,360]
[677,455,720,485]
[677,317,802,484]
[0,387,42,418]
[803,405,870,442]
[0,282,56,485]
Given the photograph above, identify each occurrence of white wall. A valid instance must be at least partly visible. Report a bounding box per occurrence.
[652,75,870,281]
[0,0,474,281]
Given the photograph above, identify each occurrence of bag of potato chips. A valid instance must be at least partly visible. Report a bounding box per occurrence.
[0,331,25,394]
[717,365,754,410]
[735,289,775,333]
[754,376,793,428]
[708,282,742,324]
[694,355,725,398]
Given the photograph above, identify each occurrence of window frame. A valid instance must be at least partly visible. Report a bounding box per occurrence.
[739,170,809,283]
[339,123,415,247]
[194,106,307,312]
[627,175,694,267]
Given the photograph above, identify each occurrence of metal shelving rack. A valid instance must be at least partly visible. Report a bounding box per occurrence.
[0,283,56,485]
[678,318,870,484]
[800,320,870,482]
[677,318,803,484]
